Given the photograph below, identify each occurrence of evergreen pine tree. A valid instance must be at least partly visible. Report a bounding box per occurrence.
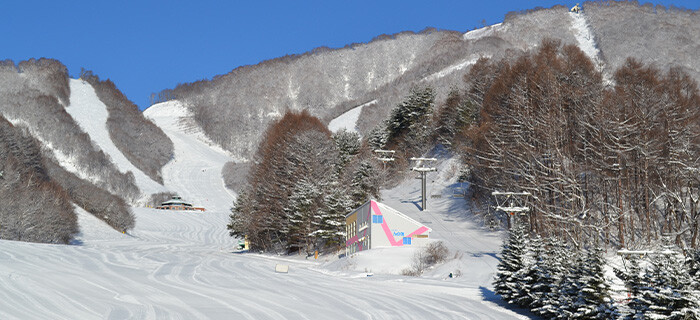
[284,179,322,254]
[556,250,585,319]
[350,160,380,207]
[316,185,353,250]
[511,235,541,308]
[532,238,571,319]
[367,124,388,151]
[573,247,618,319]
[620,255,652,320]
[385,86,435,148]
[332,129,361,171]
[643,247,699,320]
[494,225,528,304]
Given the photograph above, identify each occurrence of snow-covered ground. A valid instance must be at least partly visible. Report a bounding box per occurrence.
[422,56,484,82]
[568,12,601,65]
[568,11,613,84]
[327,100,377,135]
[144,100,236,212]
[66,79,169,200]
[463,23,505,41]
[0,98,528,319]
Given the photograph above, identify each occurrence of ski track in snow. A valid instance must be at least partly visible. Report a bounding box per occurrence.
[463,23,504,41]
[0,99,528,318]
[569,12,600,64]
[66,79,168,199]
[569,11,613,84]
[327,100,376,135]
[422,56,484,82]
[144,100,236,213]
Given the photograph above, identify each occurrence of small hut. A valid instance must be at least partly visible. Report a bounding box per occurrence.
[155,196,206,212]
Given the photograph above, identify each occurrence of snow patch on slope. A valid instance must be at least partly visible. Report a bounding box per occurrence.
[328,100,377,134]
[423,56,485,82]
[569,12,614,84]
[66,79,167,198]
[463,23,504,41]
[144,100,236,212]
[569,12,600,62]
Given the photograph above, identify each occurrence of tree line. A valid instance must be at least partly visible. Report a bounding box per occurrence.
[495,225,700,319]
[436,39,700,249]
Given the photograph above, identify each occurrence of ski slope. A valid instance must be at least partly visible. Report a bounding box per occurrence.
[327,100,376,135]
[66,79,168,199]
[144,100,236,212]
[0,152,527,319]
[0,98,526,318]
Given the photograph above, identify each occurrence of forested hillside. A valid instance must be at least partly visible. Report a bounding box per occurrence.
[80,70,173,185]
[0,59,139,242]
[0,59,139,203]
[152,2,699,168]
[449,39,700,250]
[0,117,77,243]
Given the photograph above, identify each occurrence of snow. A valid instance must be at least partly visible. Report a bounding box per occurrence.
[66,79,168,199]
[144,100,236,212]
[568,12,601,65]
[423,56,483,82]
[0,111,527,318]
[463,23,504,41]
[327,100,376,134]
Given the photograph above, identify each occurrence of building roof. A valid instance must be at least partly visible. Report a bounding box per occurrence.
[346,199,432,233]
[161,196,193,207]
[373,201,431,233]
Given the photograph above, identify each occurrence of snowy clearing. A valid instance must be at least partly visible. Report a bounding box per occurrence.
[66,79,168,199]
[328,100,377,135]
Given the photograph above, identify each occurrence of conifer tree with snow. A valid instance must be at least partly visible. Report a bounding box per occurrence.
[283,179,322,254]
[641,247,699,319]
[367,124,388,151]
[511,235,542,308]
[385,86,435,151]
[316,184,353,249]
[532,238,571,319]
[555,250,585,319]
[494,224,528,304]
[572,247,618,319]
[350,160,381,207]
[618,255,652,320]
[333,129,361,170]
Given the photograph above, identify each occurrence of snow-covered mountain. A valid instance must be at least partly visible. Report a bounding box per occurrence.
[152,2,700,163]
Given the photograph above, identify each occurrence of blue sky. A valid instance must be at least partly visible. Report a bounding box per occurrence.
[4,1,698,110]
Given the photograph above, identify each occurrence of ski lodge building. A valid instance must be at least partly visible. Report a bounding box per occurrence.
[345,200,431,255]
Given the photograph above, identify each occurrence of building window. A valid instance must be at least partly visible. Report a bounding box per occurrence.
[403,237,411,245]
[372,215,383,224]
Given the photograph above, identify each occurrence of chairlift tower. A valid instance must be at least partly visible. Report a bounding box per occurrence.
[374,150,396,170]
[411,157,437,211]
[491,191,531,230]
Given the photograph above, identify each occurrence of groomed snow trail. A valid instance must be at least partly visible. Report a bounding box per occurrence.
[0,206,526,319]
[568,11,613,84]
[328,100,376,135]
[66,79,168,199]
[144,100,235,212]
[569,12,601,65]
